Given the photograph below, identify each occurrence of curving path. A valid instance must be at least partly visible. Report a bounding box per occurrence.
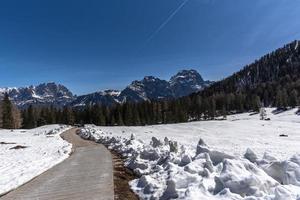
[1,128,114,200]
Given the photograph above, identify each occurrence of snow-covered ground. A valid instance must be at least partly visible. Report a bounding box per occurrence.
[81,108,300,200]
[0,125,72,195]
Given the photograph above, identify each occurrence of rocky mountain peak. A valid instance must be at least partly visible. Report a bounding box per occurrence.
[169,69,212,97]
[142,76,160,82]
[0,70,212,108]
[0,82,74,107]
[170,69,205,86]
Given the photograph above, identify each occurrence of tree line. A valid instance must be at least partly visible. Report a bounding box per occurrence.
[0,93,22,129]
[2,81,300,129]
[19,88,299,128]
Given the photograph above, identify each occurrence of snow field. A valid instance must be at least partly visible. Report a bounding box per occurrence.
[0,125,72,195]
[81,108,300,199]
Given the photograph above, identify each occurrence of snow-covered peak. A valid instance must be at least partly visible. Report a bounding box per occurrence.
[169,69,212,97]
[126,76,168,92]
[0,82,75,107]
[99,90,121,96]
[118,75,173,102]
[1,70,212,107]
[143,76,160,82]
[170,69,204,85]
[73,69,212,106]
[70,89,122,107]
[0,87,18,94]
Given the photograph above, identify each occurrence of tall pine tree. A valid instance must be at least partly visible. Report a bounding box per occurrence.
[1,93,14,129]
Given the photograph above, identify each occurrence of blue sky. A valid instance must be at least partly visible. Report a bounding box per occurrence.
[0,0,300,95]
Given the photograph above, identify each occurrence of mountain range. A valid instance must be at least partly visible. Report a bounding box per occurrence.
[0,83,74,108]
[71,69,212,107]
[0,69,212,108]
[4,40,299,128]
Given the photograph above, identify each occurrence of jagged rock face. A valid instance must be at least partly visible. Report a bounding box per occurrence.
[117,70,211,103]
[72,69,211,107]
[119,76,174,102]
[71,90,121,107]
[0,69,211,107]
[170,69,212,97]
[0,82,74,108]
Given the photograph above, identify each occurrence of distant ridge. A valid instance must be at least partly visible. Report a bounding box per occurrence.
[0,70,212,108]
[71,69,213,107]
[0,82,75,108]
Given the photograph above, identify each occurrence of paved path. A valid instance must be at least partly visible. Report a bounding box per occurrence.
[1,128,114,200]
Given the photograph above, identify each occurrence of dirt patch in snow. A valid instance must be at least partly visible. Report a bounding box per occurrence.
[111,151,139,200]
[0,142,16,145]
[9,145,28,150]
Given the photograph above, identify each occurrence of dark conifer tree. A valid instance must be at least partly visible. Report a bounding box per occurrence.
[66,107,75,125]
[116,106,124,126]
[252,95,261,112]
[290,89,299,107]
[1,93,14,129]
[25,105,36,128]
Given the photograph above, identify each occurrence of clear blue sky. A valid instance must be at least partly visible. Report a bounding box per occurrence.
[0,0,300,95]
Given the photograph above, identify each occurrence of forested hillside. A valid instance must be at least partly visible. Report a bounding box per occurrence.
[197,40,300,109]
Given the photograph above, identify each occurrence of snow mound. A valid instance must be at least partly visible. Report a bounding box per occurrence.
[261,154,300,186]
[80,126,300,199]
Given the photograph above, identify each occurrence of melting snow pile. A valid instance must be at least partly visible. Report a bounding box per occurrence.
[0,125,72,195]
[80,125,300,200]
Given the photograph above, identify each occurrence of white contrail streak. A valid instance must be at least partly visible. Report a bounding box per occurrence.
[146,0,189,42]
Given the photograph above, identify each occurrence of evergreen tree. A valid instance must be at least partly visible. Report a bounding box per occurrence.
[24,105,36,128]
[132,104,141,125]
[91,105,105,125]
[63,107,75,125]
[1,93,14,129]
[123,103,133,125]
[275,89,283,108]
[110,114,116,126]
[116,109,124,126]
[290,89,299,107]
[221,105,227,120]
[252,95,261,112]
[281,89,288,108]
[37,108,47,126]
[47,106,57,124]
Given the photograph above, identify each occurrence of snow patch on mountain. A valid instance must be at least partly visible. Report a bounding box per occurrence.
[0,70,212,107]
[72,69,212,107]
[170,69,213,97]
[71,89,121,107]
[0,82,75,107]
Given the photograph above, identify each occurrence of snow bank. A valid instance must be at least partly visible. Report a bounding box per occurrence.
[80,108,300,199]
[80,127,300,199]
[0,125,72,195]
